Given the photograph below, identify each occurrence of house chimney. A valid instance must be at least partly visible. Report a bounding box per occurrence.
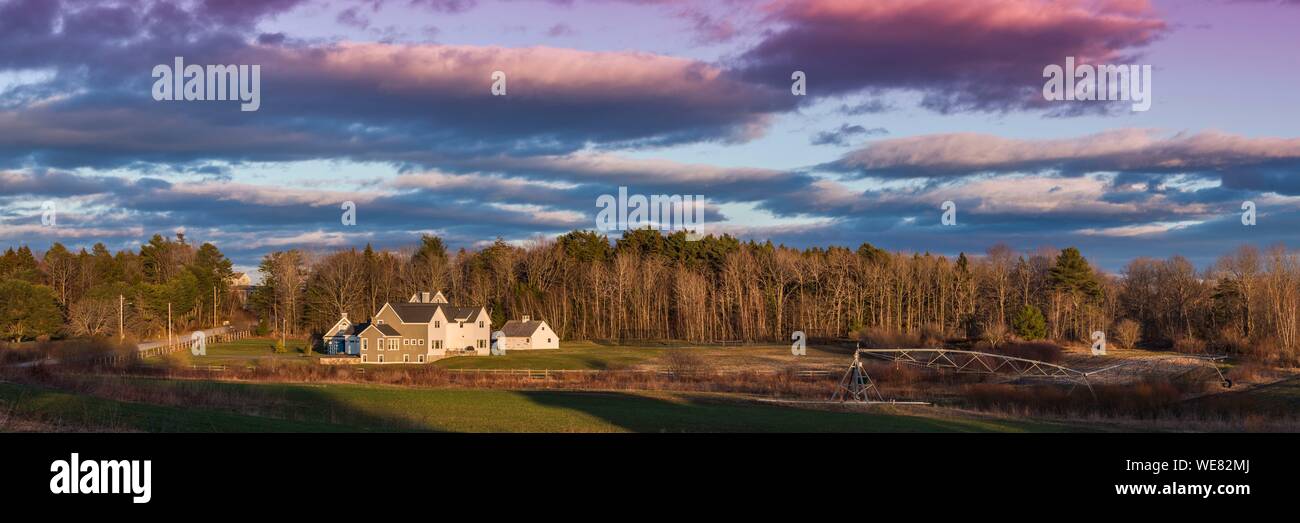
[422,292,431,303]
[522,315,531,322]
[342,313,348,321]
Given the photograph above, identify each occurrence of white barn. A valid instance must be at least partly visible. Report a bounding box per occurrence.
[501,316,559,350]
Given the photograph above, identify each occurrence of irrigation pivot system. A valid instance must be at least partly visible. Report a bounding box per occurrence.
[833,345,1232,402]
[831,350,884,402]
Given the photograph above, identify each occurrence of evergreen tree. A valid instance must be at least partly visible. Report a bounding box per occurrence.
[1049,247,1102,299]
[1,246,43,283]
[90,243,120,282]
[558,230,612,263]
[0,279,61,341]
[1012,304,1047,340]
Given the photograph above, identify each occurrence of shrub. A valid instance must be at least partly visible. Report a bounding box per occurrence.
[1249,337,1298,367]
[980,322,1007,351]
[660,350,708,376]
[274,340,288,354]
[1227,361,1265,384]
[0,342,44,365]
[964,378,1181,418]
[920,323,947,348]
[1215,328,1249,355]
[1011,305,1047,340]
[49,337,136,368]
[160,349,192,370]
[1112,319,1140,349]
[997,341,1063,363]
[1174,336,1206,354]
[859,327,923,349]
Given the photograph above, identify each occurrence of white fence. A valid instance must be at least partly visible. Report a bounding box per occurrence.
[89,329,251,365]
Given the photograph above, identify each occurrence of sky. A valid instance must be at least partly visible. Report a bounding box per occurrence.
[0,0,1298,277]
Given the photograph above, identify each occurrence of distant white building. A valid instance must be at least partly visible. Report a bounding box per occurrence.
[500,316,559,350]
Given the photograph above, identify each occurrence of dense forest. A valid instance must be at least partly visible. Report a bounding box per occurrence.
[3,229,1298,363]
[0,233,234,342]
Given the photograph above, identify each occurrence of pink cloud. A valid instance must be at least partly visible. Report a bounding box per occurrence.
[266,41,783,110]
[739,0,1167,112]
[834,129,1300,181]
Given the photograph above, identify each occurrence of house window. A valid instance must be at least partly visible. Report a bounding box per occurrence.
[378,354,384,363]
[435,340,442,349]
[419,339,424,346]
[547,338,552,343]
[434,321,440,328]
[388,339,397,350]
[477,339,486,349]
[403,354,410,363]
[361,339,368,351]
[479,321,484,328]
[459,322,463,328]
[418,355,425,363]
[362,354,368,362]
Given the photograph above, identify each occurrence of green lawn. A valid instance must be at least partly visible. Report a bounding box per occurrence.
[0,381,345,432]
[434,343,666,370]
[0,379,1080,433]
[142,337,317,367]
[164,338,846,372]
[434,341,847,371]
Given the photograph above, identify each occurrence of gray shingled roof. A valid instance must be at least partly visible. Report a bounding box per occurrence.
[374,323,401,336]
[348,322,371,335]
[390,303,440,323]
[452,307,481,322]
[390,303,482,324]
[501,320,544,337]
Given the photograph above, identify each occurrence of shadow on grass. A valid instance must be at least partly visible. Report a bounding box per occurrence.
[515,390,1057,433]
[2,368,1076,433]
[0,378,427,433]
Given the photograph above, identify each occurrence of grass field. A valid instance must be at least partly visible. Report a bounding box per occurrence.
[434,340,848,371]
[163,337,850,372]
[434,342,662,370]
[0,379,1081,433]
[146,337,317,367]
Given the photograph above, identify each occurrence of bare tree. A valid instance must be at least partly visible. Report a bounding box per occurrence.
[1112,318,1140,349]
[68,296,117,336]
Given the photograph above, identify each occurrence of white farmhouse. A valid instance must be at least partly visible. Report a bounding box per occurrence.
[500,316,559,350]
[321,290,491,363]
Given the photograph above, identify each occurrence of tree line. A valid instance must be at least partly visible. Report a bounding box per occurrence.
[249,229,1296,362]
[5,229,1298,364]
[0,233,234,342]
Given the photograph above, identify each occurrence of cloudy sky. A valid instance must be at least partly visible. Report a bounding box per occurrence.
[1,0,1298,276]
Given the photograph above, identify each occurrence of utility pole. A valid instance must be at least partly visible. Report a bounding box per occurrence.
[118,294,125,342]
